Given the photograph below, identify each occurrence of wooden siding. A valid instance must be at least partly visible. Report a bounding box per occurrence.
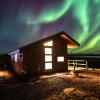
[53,36,68,72]
[37,36,68,75]
[21,36,68,76]
[21,44,39,78]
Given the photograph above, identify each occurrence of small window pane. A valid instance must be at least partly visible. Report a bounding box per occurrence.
[45,48,52,54]
[57,57,64,62]
[45,55,52,62]
[44,41,53,46]
[45,63,52,69]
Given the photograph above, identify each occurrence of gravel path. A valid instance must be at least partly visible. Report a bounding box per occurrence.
[0,70,100,100]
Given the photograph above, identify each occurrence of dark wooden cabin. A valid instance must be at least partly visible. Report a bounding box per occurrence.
[9,31,80,79]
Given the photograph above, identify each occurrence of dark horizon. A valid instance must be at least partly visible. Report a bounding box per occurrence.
[68,53,100,57]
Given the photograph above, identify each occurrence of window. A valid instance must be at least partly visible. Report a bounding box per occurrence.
[44,40,53,70]
[44,40,53,46]
[14,53,23,63]
[45,55,52,62]
[45,48,52,54]
[57,56,64,62]
[15,54,18,62]
[45,63,52,69]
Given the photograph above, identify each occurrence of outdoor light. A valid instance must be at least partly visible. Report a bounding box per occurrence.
[0,71,11,78]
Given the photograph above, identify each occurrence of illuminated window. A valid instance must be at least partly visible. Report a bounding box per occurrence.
[44,41,53,70]
[15,54,18,62]
[45,48,52,54]
[57,57,64,62]
[44,40,53,46]
[45,63,52,69]
[45,55,52,62]
[14,53,23,62]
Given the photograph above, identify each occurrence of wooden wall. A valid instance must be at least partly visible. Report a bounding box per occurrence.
[21,44,39,78]
[36,36,68,75]
[20,36,68,78]
[53,36,68,72]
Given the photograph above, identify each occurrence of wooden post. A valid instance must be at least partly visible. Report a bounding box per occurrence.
[86,61,88,70]
[73,61,75,71]
[76,60,77,68]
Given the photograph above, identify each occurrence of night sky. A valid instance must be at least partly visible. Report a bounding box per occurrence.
[0,0,100,54]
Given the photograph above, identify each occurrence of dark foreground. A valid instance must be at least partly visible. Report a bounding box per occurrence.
[0,69,100,100]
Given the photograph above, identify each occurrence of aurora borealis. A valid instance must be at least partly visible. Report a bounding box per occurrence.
[0,0,100,54]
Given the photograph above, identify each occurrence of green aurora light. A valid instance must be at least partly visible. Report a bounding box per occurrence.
[18,0,74,24]
[18,0,100,54]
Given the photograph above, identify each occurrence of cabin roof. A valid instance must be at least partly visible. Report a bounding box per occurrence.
[20,31,80,49]
[9,31,80,54]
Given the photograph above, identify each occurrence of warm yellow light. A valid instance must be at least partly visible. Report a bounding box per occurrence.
[45,48,52,54]
[57,57,64,62]
[0,72,4,76]
[45,63,52,69]
[0,71,11,78]
[45,55,52,62]
[44,40,53,46]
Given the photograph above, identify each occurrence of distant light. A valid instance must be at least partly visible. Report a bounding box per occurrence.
[0,71,11,78]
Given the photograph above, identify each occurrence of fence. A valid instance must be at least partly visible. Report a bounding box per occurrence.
[68,59,88,70]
